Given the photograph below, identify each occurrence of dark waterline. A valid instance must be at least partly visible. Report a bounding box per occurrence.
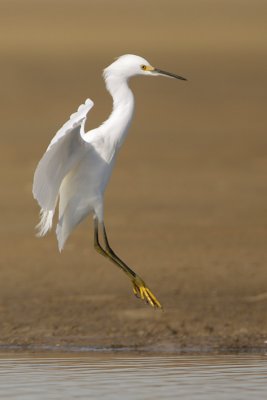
[0,343,267,355]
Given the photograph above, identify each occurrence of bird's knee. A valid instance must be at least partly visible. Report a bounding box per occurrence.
[94,241,105,256]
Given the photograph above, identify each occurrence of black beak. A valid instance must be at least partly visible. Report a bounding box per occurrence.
[154,68,187,81]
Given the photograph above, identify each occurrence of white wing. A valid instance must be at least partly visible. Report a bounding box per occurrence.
[32,98,94,235]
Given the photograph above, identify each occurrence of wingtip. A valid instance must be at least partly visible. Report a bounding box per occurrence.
[35,209,54,237]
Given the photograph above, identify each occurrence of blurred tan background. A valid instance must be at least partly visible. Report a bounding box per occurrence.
[0,0,267,350]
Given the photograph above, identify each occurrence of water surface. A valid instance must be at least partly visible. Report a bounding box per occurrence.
[0,354,266,399]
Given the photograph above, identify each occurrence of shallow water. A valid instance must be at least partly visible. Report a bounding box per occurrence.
[0,354,266,399]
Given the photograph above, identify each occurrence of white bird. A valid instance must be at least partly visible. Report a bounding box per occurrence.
[33,54,186,308]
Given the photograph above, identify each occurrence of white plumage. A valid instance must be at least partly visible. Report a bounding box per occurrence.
[32,54,186,308]
[33,99,94,242]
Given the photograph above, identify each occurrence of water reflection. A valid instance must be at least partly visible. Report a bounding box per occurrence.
[0,354,266,399]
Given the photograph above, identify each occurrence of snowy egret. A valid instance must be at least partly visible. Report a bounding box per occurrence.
[33,54,186,309]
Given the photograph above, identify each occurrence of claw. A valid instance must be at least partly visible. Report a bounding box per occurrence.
[132,276,162,309]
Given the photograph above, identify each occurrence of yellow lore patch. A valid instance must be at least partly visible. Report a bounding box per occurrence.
[141,65,155,71]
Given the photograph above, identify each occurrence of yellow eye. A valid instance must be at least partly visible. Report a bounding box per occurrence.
[141,65,147,71]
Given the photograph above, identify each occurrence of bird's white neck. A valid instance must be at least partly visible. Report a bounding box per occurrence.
[102,73,135,148]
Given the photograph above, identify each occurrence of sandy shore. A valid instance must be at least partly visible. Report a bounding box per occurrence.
[0,0,267,352]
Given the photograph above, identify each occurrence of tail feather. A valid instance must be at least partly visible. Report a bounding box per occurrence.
[36,209,54,237]
[56,221,67,253]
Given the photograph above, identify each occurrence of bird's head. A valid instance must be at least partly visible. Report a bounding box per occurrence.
[104,54,187,81]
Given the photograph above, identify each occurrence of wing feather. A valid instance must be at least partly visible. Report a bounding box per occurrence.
[32,98,94,234]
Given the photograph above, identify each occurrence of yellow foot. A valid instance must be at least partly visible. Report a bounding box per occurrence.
[132,276,162,309]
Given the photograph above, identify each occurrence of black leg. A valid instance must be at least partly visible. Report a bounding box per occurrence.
[93,217,162,308]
